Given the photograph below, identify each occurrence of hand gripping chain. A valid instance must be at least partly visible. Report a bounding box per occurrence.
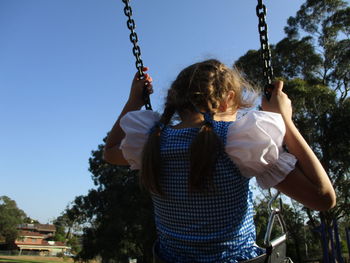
[122,0,152,110]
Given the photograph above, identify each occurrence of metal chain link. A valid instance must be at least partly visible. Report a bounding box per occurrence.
[256,0,274,100]
[121,0,152,110]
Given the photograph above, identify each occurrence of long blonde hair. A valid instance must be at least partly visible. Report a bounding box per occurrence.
[140,59,257,195]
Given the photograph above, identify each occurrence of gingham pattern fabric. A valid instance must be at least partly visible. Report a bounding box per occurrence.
[152,119,264,263]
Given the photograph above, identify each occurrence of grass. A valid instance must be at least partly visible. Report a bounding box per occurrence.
[0,259,57,263]
[0,256,73,263]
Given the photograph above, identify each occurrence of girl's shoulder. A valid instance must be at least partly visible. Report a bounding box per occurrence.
[235,109,284,124]
[119,110,161,170]
[120,110,161,132]
[225,110,297,189]
[121,109,161,122]
[230,110,285,136]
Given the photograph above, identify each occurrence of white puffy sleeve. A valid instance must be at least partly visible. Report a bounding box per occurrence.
[119,110,161,170]
[225,111,297,189]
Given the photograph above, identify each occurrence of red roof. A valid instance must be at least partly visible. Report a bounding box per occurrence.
[18,224,56,232]
[36,224,56,232]
[18,231,44,237]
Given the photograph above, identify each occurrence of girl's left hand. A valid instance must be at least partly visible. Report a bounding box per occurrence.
[128,67,153,107]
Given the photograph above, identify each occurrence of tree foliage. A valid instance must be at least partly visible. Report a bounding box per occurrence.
[0,196,26,245]
[50,214,83,254]
[284,0,350,101]
[65,144,156,262]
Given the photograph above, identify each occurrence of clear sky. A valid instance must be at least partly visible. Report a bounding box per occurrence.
[0,0,306,223]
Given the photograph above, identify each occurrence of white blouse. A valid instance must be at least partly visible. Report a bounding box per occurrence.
[120,110,297,189]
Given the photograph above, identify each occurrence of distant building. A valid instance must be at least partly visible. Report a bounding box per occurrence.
[17,223,56,237]
[13,224,70,256]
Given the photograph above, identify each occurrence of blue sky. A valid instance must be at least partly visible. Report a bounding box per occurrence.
[0,0,306,223]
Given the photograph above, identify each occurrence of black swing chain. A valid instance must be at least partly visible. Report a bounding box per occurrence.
[257,4,287,249]
[121,0,152,110]
[256,0,274,100]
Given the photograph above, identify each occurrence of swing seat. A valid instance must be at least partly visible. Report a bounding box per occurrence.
[242,192,290,263]
[242,253,268,263]
[266,234,287,263]
[241,233,287,263]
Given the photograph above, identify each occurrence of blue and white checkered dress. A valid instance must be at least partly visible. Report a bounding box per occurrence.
[152,120,263,262]
[119,110,297,263]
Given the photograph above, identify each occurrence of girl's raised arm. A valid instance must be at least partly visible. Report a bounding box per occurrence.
[262,81,336,211]
[103,68,153,165]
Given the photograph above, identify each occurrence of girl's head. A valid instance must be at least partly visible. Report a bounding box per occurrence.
[167,59,255,117]
[141,59,257,195]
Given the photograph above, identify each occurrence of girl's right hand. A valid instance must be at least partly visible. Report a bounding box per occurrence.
[128,67,153,107]
[261,81,293,123]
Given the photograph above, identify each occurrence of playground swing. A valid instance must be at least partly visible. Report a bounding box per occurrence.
[121,0,291,262]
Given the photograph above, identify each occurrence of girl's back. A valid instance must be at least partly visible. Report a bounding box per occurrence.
[154,122,260,262]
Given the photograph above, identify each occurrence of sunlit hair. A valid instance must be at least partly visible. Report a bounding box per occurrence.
[140,59,258,195]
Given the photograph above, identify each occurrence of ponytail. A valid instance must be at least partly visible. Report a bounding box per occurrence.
[140,105,175,195]
[189,114,222,192]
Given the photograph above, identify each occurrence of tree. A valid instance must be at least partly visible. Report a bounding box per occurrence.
[65,143,156,262]
[0,196,27,245]
[52,215,68,243]
[284,0,350,101]
[51,214,82,254]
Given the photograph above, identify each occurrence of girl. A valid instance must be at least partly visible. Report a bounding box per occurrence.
[104,59,335,262]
